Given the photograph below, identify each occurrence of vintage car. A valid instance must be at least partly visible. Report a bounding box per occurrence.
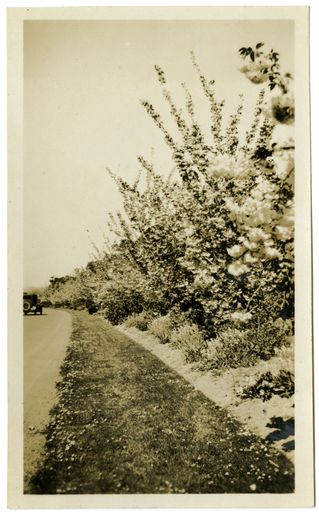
[23,293,43,315]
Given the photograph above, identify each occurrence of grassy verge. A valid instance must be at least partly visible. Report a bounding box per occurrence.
[29,311,294,494]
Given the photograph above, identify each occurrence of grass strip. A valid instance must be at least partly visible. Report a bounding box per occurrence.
[29,311,294,494]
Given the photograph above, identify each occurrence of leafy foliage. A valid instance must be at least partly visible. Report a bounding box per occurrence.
[238,370,295,401]
[149,315,175,344]
[171,324,207,362]
[201,320,288,370]
[239,42,294,124]
[124,311,155,331]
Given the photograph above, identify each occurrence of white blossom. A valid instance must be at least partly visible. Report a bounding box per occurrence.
[263,246,282,259]
[243,252,258,264]
[231,310,252,322]
[239,55,272,85]
[248,228,270,243]
[227,244,246,258]
[271,93,294,125]
[207,152,250,179]
[275,225,292,241]
[228,261,249,277]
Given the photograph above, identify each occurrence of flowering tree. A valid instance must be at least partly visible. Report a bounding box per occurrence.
[103,45,294,336]
[45,42,294,349]
[229,42,294,326]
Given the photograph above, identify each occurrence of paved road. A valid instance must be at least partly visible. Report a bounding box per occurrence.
[24,309,72,490]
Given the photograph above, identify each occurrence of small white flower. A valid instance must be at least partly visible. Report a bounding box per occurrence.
[248,228,270,243]
[228,261,249,277]
[231,310,252,322]
[281,207,294,227]
[264,246,282,259]
[243,240,258,251]
[243,252,258,264]
[275,225,291,240]
[263,238,275,247]
[184,227,194,237]
[227,244,246,258]
[245,71,268,84]
[239,56,272,85]
[207,153,251,179]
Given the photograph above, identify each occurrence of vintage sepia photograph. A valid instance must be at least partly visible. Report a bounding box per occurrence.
[7,5,313,509]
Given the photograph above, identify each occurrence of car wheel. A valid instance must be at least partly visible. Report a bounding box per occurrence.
[23,301,31,314]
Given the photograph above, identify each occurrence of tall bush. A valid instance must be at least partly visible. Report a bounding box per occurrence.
[106,45,294,335]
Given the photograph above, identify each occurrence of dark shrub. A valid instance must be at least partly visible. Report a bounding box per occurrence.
[101,287,144,325]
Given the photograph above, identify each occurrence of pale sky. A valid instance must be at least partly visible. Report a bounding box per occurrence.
[23,19,294,288]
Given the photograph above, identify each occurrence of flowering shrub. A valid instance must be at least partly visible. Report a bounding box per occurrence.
[108,47,293,335]
[170,324,207,362]
[125,311,155,331]
[149,315,175,343]
[202,320,288,370]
